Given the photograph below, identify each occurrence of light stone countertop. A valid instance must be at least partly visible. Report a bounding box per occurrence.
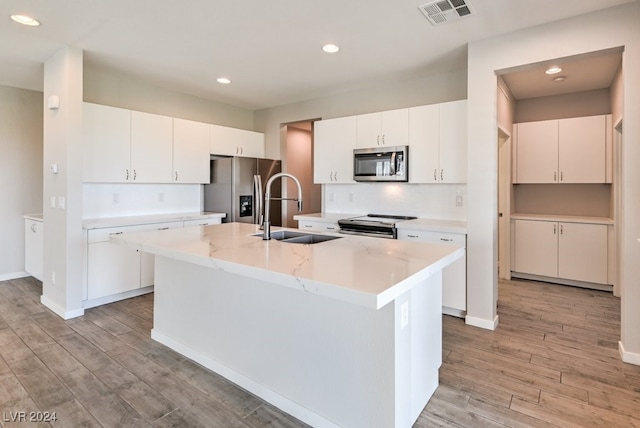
[83,212,226,229]
[111,222,464,309]
[510,213,613,225]
[24,213,44,222]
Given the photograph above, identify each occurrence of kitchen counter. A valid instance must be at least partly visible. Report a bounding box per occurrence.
[112,222,463,427]
[24,213,43,222]
[83,211,225,229]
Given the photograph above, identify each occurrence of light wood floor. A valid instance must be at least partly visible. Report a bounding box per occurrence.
[0,277,638,427]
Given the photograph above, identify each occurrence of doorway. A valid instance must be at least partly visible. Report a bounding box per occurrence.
[497,126,511,279]
[282,121,322,227]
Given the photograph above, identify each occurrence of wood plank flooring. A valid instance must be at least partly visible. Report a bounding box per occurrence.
[0,276,638,427]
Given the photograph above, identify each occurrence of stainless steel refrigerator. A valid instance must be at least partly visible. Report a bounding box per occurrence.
[204,156,282,226]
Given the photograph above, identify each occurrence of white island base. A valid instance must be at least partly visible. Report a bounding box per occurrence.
[152,255,443,428]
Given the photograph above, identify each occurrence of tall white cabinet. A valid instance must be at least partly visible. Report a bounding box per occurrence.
[173,118,210,183]
[314,116,357,183]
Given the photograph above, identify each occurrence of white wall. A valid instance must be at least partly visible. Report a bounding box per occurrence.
[466,3,640,362]
[0,86,43,279]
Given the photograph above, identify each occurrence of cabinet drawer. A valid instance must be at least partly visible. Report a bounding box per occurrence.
[183,218,222,227]
[298,220,339,232]
[397,229,466,247]
[87,221,183,243]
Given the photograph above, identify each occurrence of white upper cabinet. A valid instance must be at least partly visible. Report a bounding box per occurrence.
[173,118,210,183]
[408,104,440,183]
[83,103,132,183]
[408,100,467,183]
[314,116,357,184]
[439,100,467,183]
[356,109,409,148]
[210,124,265,158]
[130,111,173,183]
[514,115,607,184]
[558,116,606,183]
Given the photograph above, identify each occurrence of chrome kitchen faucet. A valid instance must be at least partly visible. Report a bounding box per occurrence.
[262,173,303,240]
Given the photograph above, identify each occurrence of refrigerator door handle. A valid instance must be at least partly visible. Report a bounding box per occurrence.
[254,174,263,226]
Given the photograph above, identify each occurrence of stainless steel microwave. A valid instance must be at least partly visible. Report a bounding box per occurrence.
[353,146,408,182]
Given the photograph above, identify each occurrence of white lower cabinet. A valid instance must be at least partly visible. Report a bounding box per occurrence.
[513,219,608,285]
[397,229,466,316]
[297,219,339,233]
[85,221,183,302]
[24,218,44,281]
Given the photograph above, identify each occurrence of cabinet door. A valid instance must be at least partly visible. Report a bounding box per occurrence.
[83,103,131,183]
[356,112,382,148]
[139,221,184,287]
[380,109,409,146]
[397,229,466,312]
[173,118,210,183]
[314,116,356,184]
[131,111,173,183]
[210,125,265,158]
[558,116,606,183]
[439,100,467,183]
[408,104,440,183]
[513,220,558,277]
[24,220,43,281]
[558,222,607,284]
[516,120,558,183]
[87,242,141,300]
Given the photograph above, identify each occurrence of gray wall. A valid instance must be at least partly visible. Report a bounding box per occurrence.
[0,85,43,279]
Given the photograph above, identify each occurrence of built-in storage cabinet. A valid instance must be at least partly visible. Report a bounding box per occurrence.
[83,102,261,184]
[83,103,132,183]
[408,100,467,183]
[84,216,222,305]
[397,228,466,316]
[297,219,339,232]
[314,116,357,184]
[210,124,265,158]
[356,109,409,148]
[130,111,174,183]
[24,218,44,281]
[514,115,608,184]
[513,219,608,285]
[173,118,210,183]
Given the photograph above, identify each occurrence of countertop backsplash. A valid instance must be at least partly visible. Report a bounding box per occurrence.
[83,183,202,219]
[322,183,467,221]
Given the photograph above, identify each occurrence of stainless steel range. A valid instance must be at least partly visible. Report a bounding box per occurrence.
[338,214,417,239]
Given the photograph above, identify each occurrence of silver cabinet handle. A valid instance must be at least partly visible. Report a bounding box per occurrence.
[560,224,564,235]
[326,226,336,230]
[434,169,437,181]
[553,224,557,235]
[157,227,170,230]
[440,169,444,181]
[407,234,419,238]
[109,231,123,235]
[303,224,313,228]
[560,171,563,182]
[30,224,37,232]
[126,169,130,181]
[133,170,137,181]
[440,238,453,242]
[554,171,557,182]
[175,171,178,182]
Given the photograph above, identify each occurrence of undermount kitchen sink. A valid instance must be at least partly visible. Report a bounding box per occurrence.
[252,230,342,244]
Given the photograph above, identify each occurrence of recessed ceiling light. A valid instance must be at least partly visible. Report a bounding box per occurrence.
[553,76,567,83]
[216,77,231,84]
[545,66,562,75]
[10,14,40,26]
[322,44,340,54]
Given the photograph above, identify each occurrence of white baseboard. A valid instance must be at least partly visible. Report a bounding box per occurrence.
[465,314,499,330]
[82,285,154,309]
[0,272,30,281]
[619,341,640,366]
[40,295,84,320]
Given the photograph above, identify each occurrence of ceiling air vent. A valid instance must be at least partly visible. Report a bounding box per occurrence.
[418,0,475,26]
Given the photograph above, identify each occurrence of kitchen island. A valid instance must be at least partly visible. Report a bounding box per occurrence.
[111,222,463,428]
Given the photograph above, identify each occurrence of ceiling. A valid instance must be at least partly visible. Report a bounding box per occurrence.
[0,0,635,110]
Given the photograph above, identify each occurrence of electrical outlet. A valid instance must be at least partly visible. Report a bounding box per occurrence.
[58,196,65,209]
[456,195,463,207]
[112,193,120,204]
[50,196,56,208]
[51,271,56,285]
[158,192,165,202]
[401,302,409,328]
[348,193,354,203]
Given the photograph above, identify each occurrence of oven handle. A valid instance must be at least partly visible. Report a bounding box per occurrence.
[338,229,395,239]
